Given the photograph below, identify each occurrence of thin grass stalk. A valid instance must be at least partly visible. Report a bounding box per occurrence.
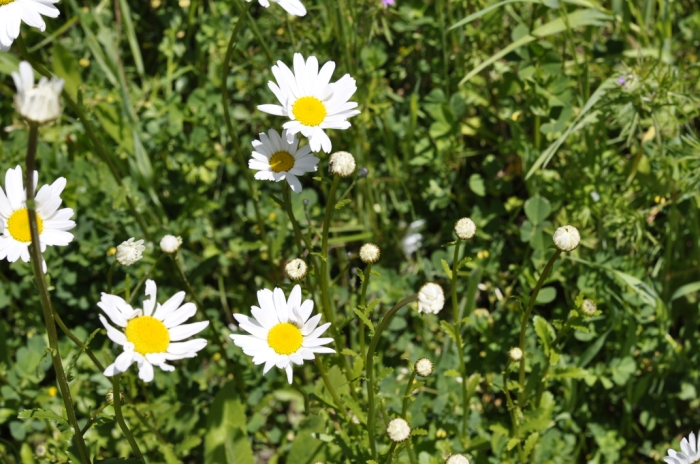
[366,294,418,460]
[24,124,92,463]
[111,375,145,461]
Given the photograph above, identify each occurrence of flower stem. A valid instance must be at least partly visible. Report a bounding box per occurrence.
[320,175,340,326]
[282,183,313,255]
[366,294,419,460]
[517,249,562,406]
[24,123,92,464]
[111,375,145,461]
[450,240,469,437]
[314,357,348,419]
[358,262,372,360]
[106,260,117,293]
[385,442,398,464]
[400,370,417,417]
[221,0,269,257]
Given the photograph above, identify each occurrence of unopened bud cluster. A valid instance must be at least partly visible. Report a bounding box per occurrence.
[329,151,356,177]
[552,225,580,252]
[359,243,380,264]
[415,357,434,377]
[454,217,476,240]
[386,418,411,443]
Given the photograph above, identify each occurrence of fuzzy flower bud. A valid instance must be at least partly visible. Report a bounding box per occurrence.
[116,238,145,266]
[284,258,308,281]
[359,243,381,264]
[454,217,476,240]
[328,151,356,178]
[582,299,597,316]
[386,418,411,443]
[445,454,470,464]
[415,357,434,377]
[508,347,523,362]
[552,225,580,252]
[159,235,182,254]
[12,61,65,125]
[105,388,125,405]
[418,282,445,314]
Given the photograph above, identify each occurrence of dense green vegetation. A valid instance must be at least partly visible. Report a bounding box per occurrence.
[1,0,700,462]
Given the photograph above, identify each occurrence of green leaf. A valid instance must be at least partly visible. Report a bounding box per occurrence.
[671,281,700,301]
[334,199,352,210]
[441,259,453,279]
[551,366,588,379]
[523,433,539,457]
[342,348,359,357]
[444,369,461,377]
[287,415,326,463]
[524,196,551,224]
[412,428,428,436]
[507,437,520,451]
[51,43,82,99]
[353,308,375,335]
[535,287,557,304]
[469,173,486,197]
[204,382,254,464]
[577,328,611,368]
[450,0,540,30]
[440,321,459,344]
[533,315,555,353]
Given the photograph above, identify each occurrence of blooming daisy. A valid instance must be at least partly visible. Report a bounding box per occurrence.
[246,0,306,16]
[99,280,209,382]
[231,284,335,384]
[258,53,360,153]
[249,128,319,193]
[665,431,700,464]
[0,165,75,269]
[0,0,61,52]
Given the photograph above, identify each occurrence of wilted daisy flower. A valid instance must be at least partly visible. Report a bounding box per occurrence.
[552,225,580,252]
[258,53,360,153]
[359,243,380,264]
[0,166,75,269]
[284,258,307,281]
[386,418,411,443]
[159,235,182,254]
[12,61,64,124]
[415,357,434,377]
[249,129,319,193]
[231,285,335,384]
[0,1,60,52]
[99,280,209,382]
[417,282,445,314]
[116,237,145,266]
[246,0,306,16]
[445,454,470,464]
[664,431,700,464]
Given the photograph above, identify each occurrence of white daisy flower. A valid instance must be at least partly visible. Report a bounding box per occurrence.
[115,237,145,266]
[246,0,306,16]
[0,0,60,52]
[12,61,64,125]
[231,284,335,384]
[0,165,75,269]
[665,431,700,464]
[99,280,209,382]
[249,128,319,193]
[258,53,360,153]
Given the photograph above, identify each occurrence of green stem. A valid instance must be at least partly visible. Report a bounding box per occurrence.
[292,377,310,413]
[282,183,313,254]
[320,175,340,326]
[400,370,417,417]
[385,442,398,464]
[221,0,268,257]
[111,375,145,461]
[366,294,419,460]
[25,123,92,464]
[359,262,372,361]
[314,357,348,418]
[451,241,469,437]
[106,260,117,294]
[517,249,562,406]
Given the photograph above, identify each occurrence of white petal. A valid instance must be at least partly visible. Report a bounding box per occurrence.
[143,280,157,316]
[168,321,210,341]
[153,291,186,321]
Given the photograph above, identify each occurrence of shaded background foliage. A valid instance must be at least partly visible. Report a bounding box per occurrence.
[1,0,700,462]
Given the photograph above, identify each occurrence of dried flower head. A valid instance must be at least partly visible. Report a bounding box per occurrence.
[386,418,411,443]
[508,347,523,362]
[116,238,145,266]
[415,357,434,377]
[418,282,445,314]
[454,217,476,240]
[160,235,182,254]
[552,225,580,252]
[328,151,356,177]
[284,258,308,281]
[359,243,380,264]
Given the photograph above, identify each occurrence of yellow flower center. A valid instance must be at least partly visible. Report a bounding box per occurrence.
[292,96,327,126]
[7,208,43,243]
[0,0,15,5]
[269,151,295,173]
[267,323,303,355]
[125,316,170,355]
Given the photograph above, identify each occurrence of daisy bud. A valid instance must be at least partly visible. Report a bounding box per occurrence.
[159,235,182,254]
[454,217,476,240]
[417,282,445,315]
[116,237,145,266]
[552,225,580,252]
[328,151,356,178]
[35,445,47,457]
[414,357,434,377]
[508,347,523,362]
[386,418,411,443]
[359,243,381,264]
[358,166,369,178]
[445,454,470,464]
[12,62,65,125]
[105,388,125,405]
[284,258,308,281]
[582,299,597,316]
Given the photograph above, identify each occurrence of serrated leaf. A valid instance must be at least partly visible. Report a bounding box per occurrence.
[440,321,459,344]
[523,432,539,457]
[310,252,327,263]
[18,408,67,423]
[342,348,359,357]
[533,315,555,354]
[507,437,520,451]
[357,268,365,283]
[353,308,375,334]
[574,292,585,307]
[441,259,453,279]
[412,428,428,436]
[334,199,352,210]
[367,299,380,313]
[457,256,472,270]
